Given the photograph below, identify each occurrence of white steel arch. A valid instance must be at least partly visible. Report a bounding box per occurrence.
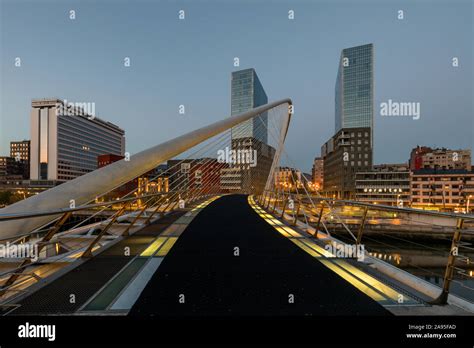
[0,99,293,239]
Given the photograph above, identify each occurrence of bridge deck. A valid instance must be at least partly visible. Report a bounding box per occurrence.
[130,194,390,316]
[9,211,186,315]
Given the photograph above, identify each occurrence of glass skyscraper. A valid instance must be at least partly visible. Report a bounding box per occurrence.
[231,68,268,144]
[335,43,374,146]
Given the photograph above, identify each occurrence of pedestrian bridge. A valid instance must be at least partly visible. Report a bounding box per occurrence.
[0,99,473,315]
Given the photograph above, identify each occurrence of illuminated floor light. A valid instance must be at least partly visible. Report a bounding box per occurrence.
[281,226,303,238]
[247,195,415,305]
[333,259,407,302]
[155,237,178,256]
[191,196,220,212]
[141,237,167,257]
[274,226,292,238]
[319,259,387,302]
[298,239,334,258]
[290,239,321,258]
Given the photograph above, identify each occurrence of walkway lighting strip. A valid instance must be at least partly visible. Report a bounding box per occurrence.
[140,196,220,257]
[248,196,418,306]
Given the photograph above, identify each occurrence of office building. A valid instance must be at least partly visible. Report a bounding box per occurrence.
[8,140,31,179]
[274,166,302,190]
[228,69,274,194]
[355,164,411,206]
[10,140,30,162]
[97,153,133,197]
[220,167,242,192]
[142,164,169,195]
[411,169,474,212]
[167,159,194,193]
[218,138,275,194]
[322,43,374,198]
[0,156,26,178]
[335,43,374,145]
[29,99,125,183]
[97,154,168,199]
[191,159,226,195]
[97,154,125,168]
[231,68,268,144]
[409,146,471,171]
[168,158,226,195]
[322,127,372,199]
[312,157,324,191]
[0,157,13,177]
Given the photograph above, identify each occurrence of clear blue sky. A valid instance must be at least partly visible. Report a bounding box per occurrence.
[1,0,472,173]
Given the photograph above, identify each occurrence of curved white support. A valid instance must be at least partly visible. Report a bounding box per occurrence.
[0,99,292,239]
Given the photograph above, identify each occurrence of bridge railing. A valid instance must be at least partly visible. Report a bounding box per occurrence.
[0,99,293,241]
[257,182,474,306]
[0,189,220,300]
[0,99,294,303]
[0,122,272,300]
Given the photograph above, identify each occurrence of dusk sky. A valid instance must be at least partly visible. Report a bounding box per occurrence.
[1,0,472,173]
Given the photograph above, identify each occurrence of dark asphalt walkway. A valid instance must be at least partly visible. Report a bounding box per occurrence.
[130,195,390,316]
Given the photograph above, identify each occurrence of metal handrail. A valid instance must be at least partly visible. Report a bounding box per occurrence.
[0,99,293,240]
[264,189,474,221]
[0,192,173,222]
[0,193,214,298]
[262,188,473,305]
